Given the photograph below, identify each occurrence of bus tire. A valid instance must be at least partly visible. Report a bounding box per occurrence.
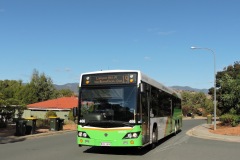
[151,126,158,149]
[174,121,178,136]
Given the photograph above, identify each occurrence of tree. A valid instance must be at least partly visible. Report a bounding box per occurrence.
[54,89,75,98]
[0,80,24,101]
[209,61,240,115]
[181,91,213,116]
[218,74,240,114]
[0,80,26,123]
[19,69,57,104]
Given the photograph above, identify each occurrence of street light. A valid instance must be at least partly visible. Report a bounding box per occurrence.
[191,46,217,130]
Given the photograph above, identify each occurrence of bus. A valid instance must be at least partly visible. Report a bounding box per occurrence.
[73,70,182,148]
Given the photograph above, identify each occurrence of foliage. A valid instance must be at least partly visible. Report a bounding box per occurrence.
[209,61,240,115]
[54,89,75,98]
[68,109,75,121]
[45,110,57,118]
[19,69,57,104]
[0,88,26,122]
[181,91,213,116]
[182,105,191,116]
[0,69,77,123]
[36,118,49,128]
[0,80,24,100]
[218,74,240,114]
[220,114,239,127]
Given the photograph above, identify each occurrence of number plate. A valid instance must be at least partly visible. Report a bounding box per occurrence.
[101,142,111,146]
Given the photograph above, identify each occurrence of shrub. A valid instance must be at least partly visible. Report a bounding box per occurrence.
[220,114,239,127]
[45,110,57,118]
[68,109,75,121]
[36,118,49,128]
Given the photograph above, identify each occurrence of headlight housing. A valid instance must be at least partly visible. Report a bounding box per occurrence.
[123,132,140,139]
[78,131,90,138]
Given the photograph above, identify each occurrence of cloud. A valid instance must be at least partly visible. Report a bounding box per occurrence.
[147,28,176,36]
[64,68,71,72]
[144,56,151,61]
[55,68,72,72]
[133,39,139,42]
[157,30,176,35]
[147,28,159,32]
[112,59,119,63]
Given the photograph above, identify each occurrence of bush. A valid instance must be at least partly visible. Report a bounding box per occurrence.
[45,111,57,118]
[68,109,75,121]
[220,114,239,127]
[36,118,49,128]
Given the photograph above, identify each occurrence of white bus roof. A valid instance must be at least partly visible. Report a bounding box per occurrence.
[80,70,181,99]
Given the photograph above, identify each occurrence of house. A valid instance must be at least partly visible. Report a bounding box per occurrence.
[22,97,78,121]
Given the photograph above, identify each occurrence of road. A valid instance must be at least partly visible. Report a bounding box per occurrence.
[1,119,240,160]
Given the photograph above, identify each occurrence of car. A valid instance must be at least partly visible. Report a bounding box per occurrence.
[187,113,192,117]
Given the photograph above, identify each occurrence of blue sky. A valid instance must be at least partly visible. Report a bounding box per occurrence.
[0,0,239,89]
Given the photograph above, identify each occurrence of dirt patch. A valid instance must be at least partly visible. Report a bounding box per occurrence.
[63,123,77,130]
[209,123,240,136]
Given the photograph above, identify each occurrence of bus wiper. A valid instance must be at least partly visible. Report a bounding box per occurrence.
[122,122,133,127]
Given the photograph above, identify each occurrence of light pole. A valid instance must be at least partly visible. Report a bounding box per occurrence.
[191,46,217,130]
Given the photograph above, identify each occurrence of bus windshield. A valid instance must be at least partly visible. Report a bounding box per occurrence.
[80,85,137,126]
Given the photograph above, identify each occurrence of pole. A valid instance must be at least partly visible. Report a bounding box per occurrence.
[191,47,217,130]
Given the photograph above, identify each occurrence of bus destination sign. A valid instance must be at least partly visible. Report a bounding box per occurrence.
[82,73,137,85]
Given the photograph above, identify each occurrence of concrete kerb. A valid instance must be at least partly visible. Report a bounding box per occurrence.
[186,124,240,143]
[0,130,75,144]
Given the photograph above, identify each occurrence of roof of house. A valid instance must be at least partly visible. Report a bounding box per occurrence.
[27,97,78,110]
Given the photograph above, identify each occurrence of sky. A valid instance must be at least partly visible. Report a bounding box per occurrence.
[0,0,239,89]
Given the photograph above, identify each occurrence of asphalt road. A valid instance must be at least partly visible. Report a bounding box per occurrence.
[1,119,240,160]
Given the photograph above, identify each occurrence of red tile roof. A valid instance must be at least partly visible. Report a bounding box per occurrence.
[27,97,78,110]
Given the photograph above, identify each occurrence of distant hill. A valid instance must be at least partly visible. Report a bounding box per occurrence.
[54,83,209,95]
[170,86,209,94]
[54,83,79,94]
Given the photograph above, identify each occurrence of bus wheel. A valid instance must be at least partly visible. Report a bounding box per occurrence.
[174,122,178,135]
[151,127,158,149]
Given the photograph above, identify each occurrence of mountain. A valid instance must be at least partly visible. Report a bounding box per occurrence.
[170,86,209,94]
[54,83,79,94]
[54,83,209,94]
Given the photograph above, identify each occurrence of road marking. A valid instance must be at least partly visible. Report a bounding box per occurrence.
[153,135,190,153]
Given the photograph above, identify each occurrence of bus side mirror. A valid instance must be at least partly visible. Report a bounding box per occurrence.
[73,107,78,117]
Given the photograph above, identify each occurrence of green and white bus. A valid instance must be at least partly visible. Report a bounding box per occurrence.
[73,70,182,148]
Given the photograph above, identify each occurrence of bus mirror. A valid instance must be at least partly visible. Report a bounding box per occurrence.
[73,107,78,117]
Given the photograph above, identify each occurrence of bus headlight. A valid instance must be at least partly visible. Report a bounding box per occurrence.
[83,133,87,138]
[78,132,83,137]
[127,133,132,139]
[123,132,140,139]
[78,131,90,138]
[132,133,138,138]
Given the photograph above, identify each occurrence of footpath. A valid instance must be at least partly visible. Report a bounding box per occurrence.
[0,124,76,144]
[186,123,240,143]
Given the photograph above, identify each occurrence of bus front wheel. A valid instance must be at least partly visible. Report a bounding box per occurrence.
[151,127,158,149]
[174,121,179,135]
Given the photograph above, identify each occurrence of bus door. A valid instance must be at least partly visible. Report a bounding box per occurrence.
[140,83,150,145]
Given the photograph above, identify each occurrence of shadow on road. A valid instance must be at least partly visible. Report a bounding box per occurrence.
[0,137,26,144]
[83,133,178,155]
